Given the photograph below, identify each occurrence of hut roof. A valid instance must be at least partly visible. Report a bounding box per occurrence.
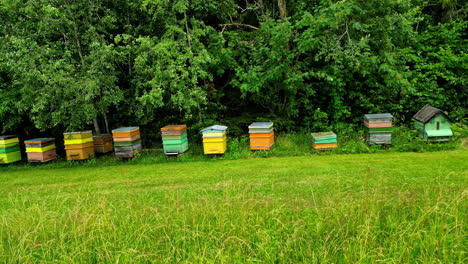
[413,104,448,123]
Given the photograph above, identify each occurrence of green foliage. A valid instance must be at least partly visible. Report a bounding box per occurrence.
[0,0,124,132]
[0,0,466,140]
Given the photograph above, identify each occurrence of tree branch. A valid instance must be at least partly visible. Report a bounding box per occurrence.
[184,12,192,50]
[220,23,259,31]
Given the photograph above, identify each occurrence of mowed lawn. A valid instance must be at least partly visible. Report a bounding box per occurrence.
[0,151,466,263]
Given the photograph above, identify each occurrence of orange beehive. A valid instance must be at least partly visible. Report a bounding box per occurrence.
[113,134,141,142]
[65,147,95,160]
[112,127,140,138]
[248,122,275,150]
[161,125,187,133]
[249,131,274,150]
[312,142,338,149]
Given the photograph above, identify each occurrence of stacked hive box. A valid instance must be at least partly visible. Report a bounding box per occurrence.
[248,122,275,150]
[0,135,21,164]
[311,132,338,150]
[161,125,189,155]
[364,113,393,145]
[93,134,113,154]
[64,131,94,161]
[112,127,142,158]
[25,138,56,162]
[201,125,227,155]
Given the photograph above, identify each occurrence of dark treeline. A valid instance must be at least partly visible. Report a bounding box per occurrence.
[0,0,466,145]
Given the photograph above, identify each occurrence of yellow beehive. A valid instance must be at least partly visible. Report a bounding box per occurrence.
[25,144,56,153]
[63,131,95,161]
[201,125,228,155]
[0,135,21,164]
[64,137,94,145]
[63,131,92,140]
[0,137,19,145]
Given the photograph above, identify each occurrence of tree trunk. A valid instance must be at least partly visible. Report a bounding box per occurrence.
[93,118,101,135]
[278,0,287,19]
[258,0,265,16]
[103,113,110,134]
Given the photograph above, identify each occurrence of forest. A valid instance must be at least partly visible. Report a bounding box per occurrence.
[0,0,466,144]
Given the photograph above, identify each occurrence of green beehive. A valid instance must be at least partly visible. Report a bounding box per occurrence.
[413,104,453,142]
[0,135,21,164]
[161,125,189,155]
[364,113,393,145]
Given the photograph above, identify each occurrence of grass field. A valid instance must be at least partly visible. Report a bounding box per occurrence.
[0,150,466,263]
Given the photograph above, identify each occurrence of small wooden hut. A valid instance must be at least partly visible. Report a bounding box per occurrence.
[413,104,453,142]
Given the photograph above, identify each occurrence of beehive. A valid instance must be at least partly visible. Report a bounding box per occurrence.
[311,132,338,150]
[93,134,113,153]
[364,113,393,145]
[24,138,56,162]
[63,131,95,161]
[201,125,227,154]
[0,135,21,164]
[413,104,453,142]
[112,127,142,158]
[161,125,189,155]
[248,122,275,150]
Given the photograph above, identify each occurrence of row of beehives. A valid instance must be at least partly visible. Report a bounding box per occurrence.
[162,122,275,155]
[0,122,272,164]
[0,105,454,164]
[0,127,141,164]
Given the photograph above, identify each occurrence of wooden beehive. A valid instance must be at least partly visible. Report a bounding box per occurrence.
[248,122,274,150]
[112,127,141,158]
[161,125,189,155]
[63,131,95,161]
[93,134,113,153]
[24,138,57,162]
[0,135,21,164]
[311,132,338,150]
[201,125,227,154]
[364,113,393,145]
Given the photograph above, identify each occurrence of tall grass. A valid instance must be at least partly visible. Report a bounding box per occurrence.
[0,151,466,262]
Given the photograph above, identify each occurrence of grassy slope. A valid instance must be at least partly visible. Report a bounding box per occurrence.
[0,150,466,263]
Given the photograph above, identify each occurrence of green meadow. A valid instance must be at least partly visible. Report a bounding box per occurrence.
[0,150,466,263]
